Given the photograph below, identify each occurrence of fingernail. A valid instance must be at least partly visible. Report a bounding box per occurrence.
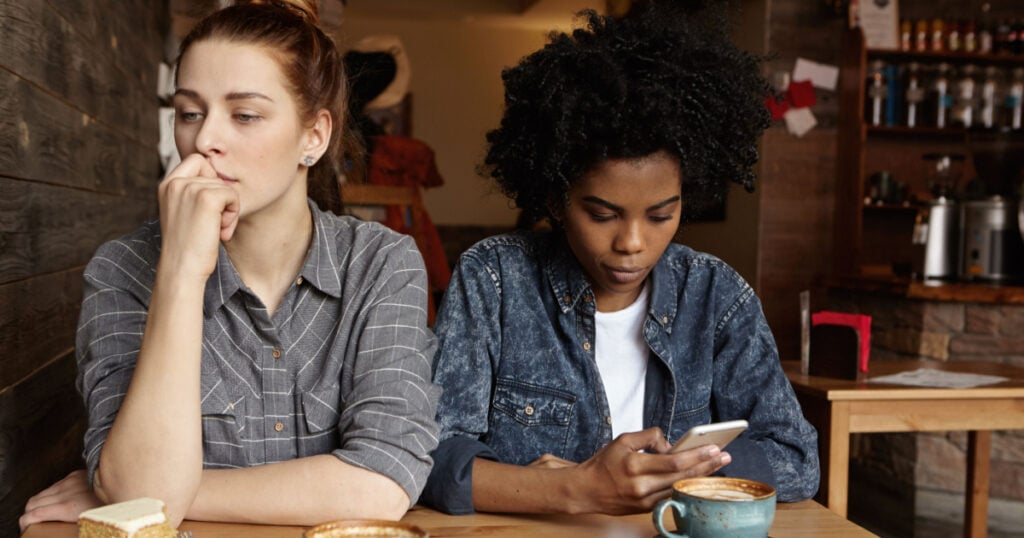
[705,446,720,458]
[720,453,732,465]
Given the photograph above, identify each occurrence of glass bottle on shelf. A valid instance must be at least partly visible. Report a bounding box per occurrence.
[979,66,999,130]
[978,3,994,55]
[964,19,977,54]
[900,19,913,51]
[929,63,953,128]
[1006,68,1023,130]
[931,18,946,52]
[915,19,930,52]
[865,60,888,127]
[947,19,961,52]
[951,64,977,129]
[905,62,925,128]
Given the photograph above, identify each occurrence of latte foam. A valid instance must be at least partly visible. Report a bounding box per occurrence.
[687,488,756,501]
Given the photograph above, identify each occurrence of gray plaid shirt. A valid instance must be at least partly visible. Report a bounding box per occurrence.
[76,200,441,503]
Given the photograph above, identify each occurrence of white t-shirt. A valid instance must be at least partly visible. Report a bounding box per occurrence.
[594,283,651,439]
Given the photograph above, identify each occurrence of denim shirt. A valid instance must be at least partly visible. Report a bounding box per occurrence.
[421,232,819,514]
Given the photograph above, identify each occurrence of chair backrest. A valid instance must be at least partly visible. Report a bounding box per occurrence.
[339,182,435,324]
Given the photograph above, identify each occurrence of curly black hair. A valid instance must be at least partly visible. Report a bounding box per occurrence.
[483,0,770,223]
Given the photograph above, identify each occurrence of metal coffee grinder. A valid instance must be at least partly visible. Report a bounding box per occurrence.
[913,154,963,280]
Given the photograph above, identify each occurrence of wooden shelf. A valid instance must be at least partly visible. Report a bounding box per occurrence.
[832,28,1024,281]
[831,275,1024,304]
[866,125,1024,138]
[867,48,1024,67]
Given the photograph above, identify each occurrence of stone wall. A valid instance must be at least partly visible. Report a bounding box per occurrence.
[827,289,1024,534]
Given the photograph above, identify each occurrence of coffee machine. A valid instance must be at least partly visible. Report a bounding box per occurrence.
[962,136,1024,282]
[960,196,1024,281]
[914,197,959,279]
[913,154,963,280]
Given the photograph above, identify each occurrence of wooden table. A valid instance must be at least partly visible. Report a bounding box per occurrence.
[783,359,1024,538]
[23,500,874,537]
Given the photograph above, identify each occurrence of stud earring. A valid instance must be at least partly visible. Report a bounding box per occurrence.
[302,155,316,167]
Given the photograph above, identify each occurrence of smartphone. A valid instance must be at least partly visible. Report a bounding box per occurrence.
[669,419,748,453]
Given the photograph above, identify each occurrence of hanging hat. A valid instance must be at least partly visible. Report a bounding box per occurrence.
[345,35,411,110]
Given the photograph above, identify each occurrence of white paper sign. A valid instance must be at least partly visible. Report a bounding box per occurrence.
[793,58,839,91]
[851,0,900,50]
[784,107,817,138]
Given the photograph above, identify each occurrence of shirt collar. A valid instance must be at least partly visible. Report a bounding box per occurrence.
[203,199,343,316]
[542,233,679,330]
[542,234,593,313]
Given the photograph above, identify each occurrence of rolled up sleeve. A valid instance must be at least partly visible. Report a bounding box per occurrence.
[333,235,442,505]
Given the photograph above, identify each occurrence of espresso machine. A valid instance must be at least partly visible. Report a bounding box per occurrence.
[961,138,1024,282]
[960,196,1024,281]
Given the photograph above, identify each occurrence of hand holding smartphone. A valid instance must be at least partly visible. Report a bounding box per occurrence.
[669,419,748,453]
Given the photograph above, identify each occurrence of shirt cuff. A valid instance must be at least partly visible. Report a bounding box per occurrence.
[421,436,497,514]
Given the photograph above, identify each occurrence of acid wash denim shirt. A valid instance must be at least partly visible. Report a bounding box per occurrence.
[421,231,819,514]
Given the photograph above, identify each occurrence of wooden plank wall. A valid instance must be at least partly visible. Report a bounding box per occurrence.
[756,1,844,360]
[0,0,166,533]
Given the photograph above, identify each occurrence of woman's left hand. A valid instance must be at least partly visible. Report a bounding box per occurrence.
[19,469,101,532]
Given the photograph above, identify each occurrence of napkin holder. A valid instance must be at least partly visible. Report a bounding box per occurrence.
[809,312,871,380]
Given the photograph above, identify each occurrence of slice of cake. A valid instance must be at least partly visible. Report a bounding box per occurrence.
[78,497,178,538]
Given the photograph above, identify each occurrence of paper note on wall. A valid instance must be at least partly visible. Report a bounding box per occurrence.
[793,58,839,91]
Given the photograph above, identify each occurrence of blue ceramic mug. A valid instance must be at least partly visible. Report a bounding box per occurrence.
[652,477,776,538]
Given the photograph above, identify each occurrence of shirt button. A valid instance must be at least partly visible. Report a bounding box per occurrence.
[662,315,669,323]
[583,295,592,303]
[563,294,572,305]
[296,276,304,285]
[274,422,285,432]
[524,405,535,416]
[583,341,591,351]
[605,416,612,425]
[272,348,282,359]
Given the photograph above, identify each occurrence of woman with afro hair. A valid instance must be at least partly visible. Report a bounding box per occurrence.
[422,0,819,516]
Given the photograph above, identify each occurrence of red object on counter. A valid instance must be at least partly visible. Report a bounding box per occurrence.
[812,311,872,373]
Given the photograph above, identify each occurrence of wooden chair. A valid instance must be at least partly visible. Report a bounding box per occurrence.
[340,182,436,325]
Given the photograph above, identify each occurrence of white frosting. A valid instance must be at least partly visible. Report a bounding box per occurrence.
[79,497,168,532]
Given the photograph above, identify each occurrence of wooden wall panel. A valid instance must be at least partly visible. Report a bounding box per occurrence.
[0,1,167,534]
[753,1,845,359]
[0,178,156,285]
[0,352,85,535]
[0,0,159,141]
[0,269,83,390]
[0,70,159,196]
[758,127,838,359]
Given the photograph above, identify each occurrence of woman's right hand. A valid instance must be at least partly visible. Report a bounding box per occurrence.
[571,427,731,515]
[157,153,240,280]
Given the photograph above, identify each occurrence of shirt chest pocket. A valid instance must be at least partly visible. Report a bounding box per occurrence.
[488,379,576,464]
[200,381,248,466]
[299,385,341,457]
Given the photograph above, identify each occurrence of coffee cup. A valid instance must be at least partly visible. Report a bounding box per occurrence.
[652,477,776,538]
[304,519,429,538]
